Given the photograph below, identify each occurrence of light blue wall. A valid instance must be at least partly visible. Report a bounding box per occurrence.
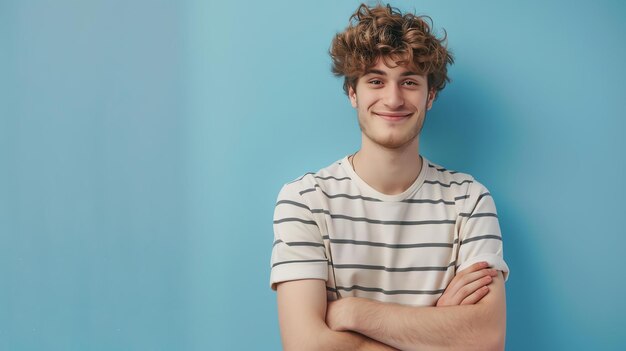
[1,0,625,350]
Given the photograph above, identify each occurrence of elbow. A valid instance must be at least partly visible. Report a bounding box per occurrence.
[477,326,506,351]
[466,330,504,351]
[487,332,506,351]
[476,292,506,351]
[283,339,318,351]
[282,326,336,351]
[282,336,320,351]
[470,309,506,351]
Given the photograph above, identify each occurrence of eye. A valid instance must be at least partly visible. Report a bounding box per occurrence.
[402,80,419,86]
[368,79,383,85]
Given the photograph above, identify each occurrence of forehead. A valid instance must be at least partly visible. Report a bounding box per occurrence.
[362,58,425,78]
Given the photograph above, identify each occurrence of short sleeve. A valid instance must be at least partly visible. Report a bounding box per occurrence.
[269,182,328,290]
[456,180,510,280]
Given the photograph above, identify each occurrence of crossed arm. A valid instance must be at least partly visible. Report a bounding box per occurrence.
[276,262,506,351]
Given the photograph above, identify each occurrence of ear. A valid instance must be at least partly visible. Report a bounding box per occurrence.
[426,89,436,110]
[348,86,358,108]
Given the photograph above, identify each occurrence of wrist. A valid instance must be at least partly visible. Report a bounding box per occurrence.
[342,297,368,332]
[327,297,374,332]
[330,297,360,331]
[342,297,357,331]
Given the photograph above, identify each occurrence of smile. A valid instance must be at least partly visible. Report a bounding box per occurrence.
[374,112,412,122]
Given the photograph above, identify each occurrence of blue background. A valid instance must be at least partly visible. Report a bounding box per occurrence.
[1,0,625,350]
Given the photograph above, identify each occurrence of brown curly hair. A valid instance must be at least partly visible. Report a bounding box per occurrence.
[330,3,454,96]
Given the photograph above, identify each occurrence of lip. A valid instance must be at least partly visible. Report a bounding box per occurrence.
[374,112,412,121]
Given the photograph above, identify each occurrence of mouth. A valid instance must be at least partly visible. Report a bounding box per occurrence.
[374,112,413,122]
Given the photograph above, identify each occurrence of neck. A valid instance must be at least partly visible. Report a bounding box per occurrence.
[352,136,422,195]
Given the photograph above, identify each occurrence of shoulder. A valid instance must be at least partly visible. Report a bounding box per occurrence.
[423,159,493,203]
[276,157,348,200]
[424,159,474,191]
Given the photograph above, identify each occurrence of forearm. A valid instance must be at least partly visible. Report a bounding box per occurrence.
[316,328,399,351]
[277,279,398,351]
[282,320,397,351]
[347,299,502,351]
[331,273,506,351]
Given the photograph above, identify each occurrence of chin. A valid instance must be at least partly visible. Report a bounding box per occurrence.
[359,121,422,149]
[372,134,417,149]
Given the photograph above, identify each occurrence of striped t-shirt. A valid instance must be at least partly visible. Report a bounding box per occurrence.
[270,155,509,306]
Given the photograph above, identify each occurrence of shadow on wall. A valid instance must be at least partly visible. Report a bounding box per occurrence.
[422,68,554,349]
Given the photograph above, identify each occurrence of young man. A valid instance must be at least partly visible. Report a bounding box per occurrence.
[270,4,509,350]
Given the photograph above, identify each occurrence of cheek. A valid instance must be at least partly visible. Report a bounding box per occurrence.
[415,95,430,110]
[360,95,378,110]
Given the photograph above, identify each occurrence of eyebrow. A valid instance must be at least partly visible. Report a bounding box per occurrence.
[364,69,420,77]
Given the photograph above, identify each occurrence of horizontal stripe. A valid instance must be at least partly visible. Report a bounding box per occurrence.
[328,285,445,295]
[401,198,455,205]
[424,179,473,187]
[329,238,456,249]
[459,212,498,219]
[299,184,382,201]
[288,172,315,184]
[271,259,327,267]
[288,173,351,183]
[329,214,455,226]
[275,199,310,210]
[333,262,455,272]
[273,217,317,225]
[309,209,455,225]
[300,187,316,195]
[315,175,351,181]
[428,164,458,175]
[295,190,456,205]
[298,184,467,205]
[454,195,470,201]
[273,239,324,248]
[477,192,492,204]
[460,235,502,244]
[469,213,498,219]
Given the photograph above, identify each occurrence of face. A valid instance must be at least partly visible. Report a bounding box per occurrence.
[348,57,435,150]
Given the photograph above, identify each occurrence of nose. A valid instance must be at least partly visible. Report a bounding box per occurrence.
[382,84,404,109]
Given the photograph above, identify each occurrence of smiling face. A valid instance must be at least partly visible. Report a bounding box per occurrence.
[348,57,436,150]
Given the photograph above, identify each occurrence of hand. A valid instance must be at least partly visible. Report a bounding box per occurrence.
[325,297,356,331]
[436,261,498,307]
[326,298,400,350]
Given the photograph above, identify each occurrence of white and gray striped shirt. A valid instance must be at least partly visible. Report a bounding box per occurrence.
[270,155,509,306]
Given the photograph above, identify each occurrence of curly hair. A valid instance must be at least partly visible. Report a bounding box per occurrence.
[330,3,454,96]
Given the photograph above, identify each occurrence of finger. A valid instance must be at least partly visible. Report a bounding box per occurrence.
[453,273,493,302]
[446,261,489,290]
[459,269,498,286]
[460,286,490,305]
[445,268,497,300]
[457,261,490,276]
[436,264,497,307]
